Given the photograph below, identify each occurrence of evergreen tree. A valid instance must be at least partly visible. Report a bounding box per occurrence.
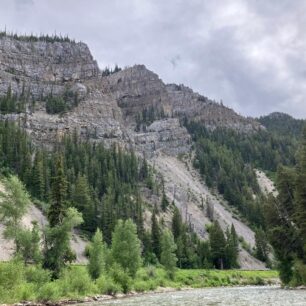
[88,228,105,280]
[72,174,95,232]
[225,224,239,268]
[43,208,83,278]
[48,155,68,227]
[172,206,183,240]
[209,221,226,269]
[161,179,169,211]
[151,207,161,261]
[254,228,269,263]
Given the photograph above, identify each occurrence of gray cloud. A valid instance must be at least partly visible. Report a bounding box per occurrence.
[0,0,305,118]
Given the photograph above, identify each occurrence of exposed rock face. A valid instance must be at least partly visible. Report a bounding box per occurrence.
[0,37,99,99]
[134,118,191,157]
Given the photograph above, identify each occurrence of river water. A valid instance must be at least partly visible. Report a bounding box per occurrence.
[86,286,306,306]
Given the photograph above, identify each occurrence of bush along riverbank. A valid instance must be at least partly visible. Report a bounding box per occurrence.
[0,261,279,305]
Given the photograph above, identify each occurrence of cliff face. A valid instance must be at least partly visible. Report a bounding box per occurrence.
[0,37,261,155]
[0,36,99,99]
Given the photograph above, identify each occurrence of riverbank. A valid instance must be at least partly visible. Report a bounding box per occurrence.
[0,262,279,305]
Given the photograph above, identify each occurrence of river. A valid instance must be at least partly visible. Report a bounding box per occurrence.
[82,286,306,306]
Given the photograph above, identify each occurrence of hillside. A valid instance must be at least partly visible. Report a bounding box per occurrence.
[0,33,300,270]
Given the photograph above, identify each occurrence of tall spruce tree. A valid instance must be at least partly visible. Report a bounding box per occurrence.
[209,221,226,269]
[151,207,161,261]
[48,155,68,227]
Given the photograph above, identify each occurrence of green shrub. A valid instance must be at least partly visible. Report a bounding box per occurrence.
[96,275,122,295]
[133,280,150,292]
[25,265,51,288]
[58,266,94,297]
[19,283,36,301]
[109,264,132,293]
[292,260,306,286]
[0,260,25,290]
[37,282,61,302]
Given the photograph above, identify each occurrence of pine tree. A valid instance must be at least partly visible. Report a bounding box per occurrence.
[43,208,83,278]
[225,224,239,268]
[48,155,68,227]
[72,174,95,232]
[161,179,169,211]
[151,207,161,260]
[255,228,269,262]
[172,206,183,240]
[209,221,226,269]
[31,151,45,200]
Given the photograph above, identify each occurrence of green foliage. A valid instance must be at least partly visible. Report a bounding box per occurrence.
[48,155,68,227]
[135,106,167,132]
[88,228,105,280]
[0,86,29,114]
[96,275,121,295]
[225,224,239,268]
[111,219,142,277]
[25,265,51,287]
[109,263,132,293]
[161,181,169,211]
[264,126,306,285]
[101,64,122,77]
[37,282,61,302]
[45,95,67,114]
[209,221,226,269]
[58,266,94,297]
[0,121,146,242]
[254,228,269,263]
[16,221,43,264]
[160,229,177,278]
[0,261,279,303]
[185,121,299,226]
[43,208,83,278]
[151,207,161,261]
[258,113,305,139]
[0,175,31,252]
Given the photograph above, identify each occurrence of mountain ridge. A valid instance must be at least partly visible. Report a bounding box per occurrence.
[0,34,285,269]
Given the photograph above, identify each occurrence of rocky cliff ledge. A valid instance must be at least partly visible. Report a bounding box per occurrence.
[0,36,99,99]
[0,36,261,155]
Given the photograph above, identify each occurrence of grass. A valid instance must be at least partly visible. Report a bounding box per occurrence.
[0,261,279,304]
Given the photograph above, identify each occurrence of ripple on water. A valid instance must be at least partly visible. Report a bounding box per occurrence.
[80,286,306,306]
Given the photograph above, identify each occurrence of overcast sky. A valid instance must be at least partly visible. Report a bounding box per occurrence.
[0,0,305,118]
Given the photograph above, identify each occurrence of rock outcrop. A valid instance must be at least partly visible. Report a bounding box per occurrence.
[0,36,99,99]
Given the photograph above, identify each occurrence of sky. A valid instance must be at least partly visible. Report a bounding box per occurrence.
[0,0,306,118]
